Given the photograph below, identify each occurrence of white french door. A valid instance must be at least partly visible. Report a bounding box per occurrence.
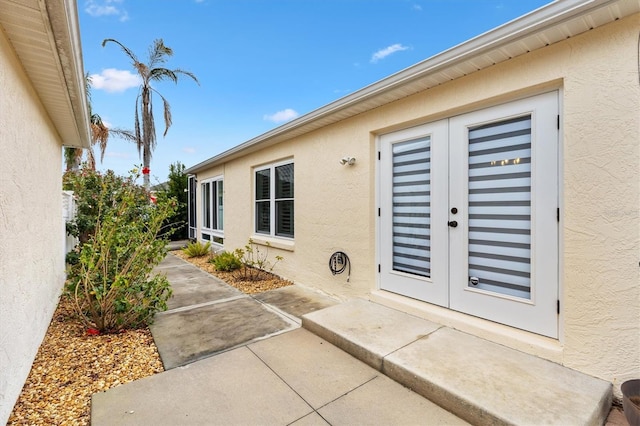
[379,92,559,338]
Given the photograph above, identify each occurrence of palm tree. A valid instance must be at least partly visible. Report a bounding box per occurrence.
[64,75,135,171]
[102,38,199,188]
[64,146,83,172]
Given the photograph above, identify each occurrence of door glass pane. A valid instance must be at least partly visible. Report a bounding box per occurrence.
[468,115,532,299]
[392,137,431,278]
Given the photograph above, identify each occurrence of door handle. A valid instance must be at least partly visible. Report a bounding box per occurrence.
[448,220,458,228]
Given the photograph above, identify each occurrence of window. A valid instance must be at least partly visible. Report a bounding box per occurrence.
[188,175,197,239]
[201,177,223,243]
[255,162,294,238]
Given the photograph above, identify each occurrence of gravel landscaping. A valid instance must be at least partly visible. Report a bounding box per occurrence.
[8,250,292,425]
[7,298,163,425]
[172,250,293,294]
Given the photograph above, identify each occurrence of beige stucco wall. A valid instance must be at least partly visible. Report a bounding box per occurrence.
[194,14,639,393]
[0,29,67,421]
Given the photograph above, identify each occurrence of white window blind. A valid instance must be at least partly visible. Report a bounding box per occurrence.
[467,115,532,299]
[392,137,431,278]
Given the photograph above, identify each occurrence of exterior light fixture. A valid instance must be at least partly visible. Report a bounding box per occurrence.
[340,156,356,166]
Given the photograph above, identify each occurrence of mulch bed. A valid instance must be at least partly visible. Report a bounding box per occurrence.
[7,298,163,425]
[8,250,292,425]
[172,250,293,294]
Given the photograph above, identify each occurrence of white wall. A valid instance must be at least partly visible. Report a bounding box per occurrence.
[0,28,67,423]
[193,13,639,395]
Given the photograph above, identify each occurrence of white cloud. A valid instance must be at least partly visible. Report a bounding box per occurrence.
[182,147,197,154]
[85,0,129,22]
[90,69,140,93]
[263,108,299,123]
[370,44,410,63]
[412,4,423,11]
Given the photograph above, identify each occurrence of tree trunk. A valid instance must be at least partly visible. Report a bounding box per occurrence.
[143,145,151,189]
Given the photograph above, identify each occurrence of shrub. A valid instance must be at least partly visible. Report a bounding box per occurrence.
[158,162,188,240]
[234,239,283,281]
[65,168,176,333]
[210,250,242,272]
[182,240,211,257]
[64,168,150,244]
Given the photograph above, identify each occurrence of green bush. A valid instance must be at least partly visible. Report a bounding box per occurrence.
[64,168,153,244]
[158,162,188,240]
[65,168,176,333]
[182,240,211,257]
[210,250,242,272]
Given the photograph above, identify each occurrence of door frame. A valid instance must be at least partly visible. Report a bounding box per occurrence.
[375,91,560,338]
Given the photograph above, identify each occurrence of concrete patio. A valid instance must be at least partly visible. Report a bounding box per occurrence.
[91,252,615,425]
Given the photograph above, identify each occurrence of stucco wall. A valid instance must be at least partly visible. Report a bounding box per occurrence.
[194,14,639,391]
[0,29,67,422]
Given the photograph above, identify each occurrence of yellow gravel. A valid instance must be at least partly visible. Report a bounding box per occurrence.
[7,298,163,425]
[172,250,293,294]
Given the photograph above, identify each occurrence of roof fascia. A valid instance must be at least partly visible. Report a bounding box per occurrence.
[45,0,91,148]
[185,0,629,174]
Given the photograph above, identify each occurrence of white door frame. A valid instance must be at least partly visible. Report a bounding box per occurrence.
[376,91,559,338]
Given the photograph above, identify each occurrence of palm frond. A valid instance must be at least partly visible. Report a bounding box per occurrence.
[135,62,149,81]
[102,38,139,64]
[134,96,143,156]
[148,39,173,67]
[173,69,200,85]
[109,128,137,143]
[86,146,96,170]
[150,87,173,137]
[149,68,178,84]
[89,112,109,162]
[141,88,157,155]
[149,68,199,86]
[162,96,172,137]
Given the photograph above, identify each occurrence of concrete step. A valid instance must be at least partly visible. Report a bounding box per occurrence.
[302,299,612,426]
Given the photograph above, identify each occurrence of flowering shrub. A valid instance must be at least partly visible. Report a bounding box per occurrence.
[64,167,176,333]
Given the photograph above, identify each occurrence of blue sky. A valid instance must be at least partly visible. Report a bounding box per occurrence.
[79,0,551,182]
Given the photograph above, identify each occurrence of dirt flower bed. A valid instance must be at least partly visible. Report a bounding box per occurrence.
[7,298,163,425]
[172,250,293,294]
[8,250,292,425]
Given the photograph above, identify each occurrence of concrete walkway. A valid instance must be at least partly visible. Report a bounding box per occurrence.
[92,253,466,425]
[92,251,614,425]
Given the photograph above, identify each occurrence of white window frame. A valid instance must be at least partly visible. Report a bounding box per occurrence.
[201,175,224,245]
[187,175,197,239]
[254,160,294,239]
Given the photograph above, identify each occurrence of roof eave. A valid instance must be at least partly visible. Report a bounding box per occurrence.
[0,0,91,148]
